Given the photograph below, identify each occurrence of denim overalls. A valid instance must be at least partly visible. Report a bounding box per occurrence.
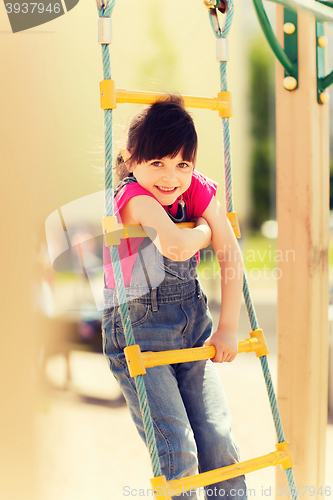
[102,178,247,500]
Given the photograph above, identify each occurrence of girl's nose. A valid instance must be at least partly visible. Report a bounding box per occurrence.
[162,168,177,182]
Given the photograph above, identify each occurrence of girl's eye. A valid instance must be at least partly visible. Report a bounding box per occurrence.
[151,161,162,167]
[178,162,190,169]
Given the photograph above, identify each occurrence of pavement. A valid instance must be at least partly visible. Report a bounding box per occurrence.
[36,276,333,500]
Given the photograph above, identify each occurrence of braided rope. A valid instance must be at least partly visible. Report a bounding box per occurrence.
[209,3,234,212]
[242,273,259,331]
[98,0,162,478]
[220,5,234,214]
[209,4,299,498]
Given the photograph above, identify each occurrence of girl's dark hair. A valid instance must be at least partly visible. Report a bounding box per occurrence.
[115,95,198,181]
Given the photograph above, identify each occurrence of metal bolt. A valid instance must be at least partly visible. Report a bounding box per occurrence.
[283,76,297,91]
[318,36,328,48]
[203,0,217,7]
[319,91,329,104]
[283,22,296,35]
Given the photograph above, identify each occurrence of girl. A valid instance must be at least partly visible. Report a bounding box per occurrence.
[102,95,246,500]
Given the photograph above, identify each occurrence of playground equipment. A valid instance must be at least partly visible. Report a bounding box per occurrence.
[253,0,333,100]
[251,0,331,493]
[273,0,330,494]
[97,0,331,498]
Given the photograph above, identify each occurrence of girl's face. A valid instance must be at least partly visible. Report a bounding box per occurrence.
[127,151,194,206]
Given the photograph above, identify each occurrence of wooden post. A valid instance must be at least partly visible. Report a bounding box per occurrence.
[0,176,37,500]
[275,3,329,496]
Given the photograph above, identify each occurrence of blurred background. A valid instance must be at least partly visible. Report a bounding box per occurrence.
[1,0,333,498]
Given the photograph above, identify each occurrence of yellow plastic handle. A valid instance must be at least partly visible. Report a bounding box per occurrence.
[103,217,196,246]
[122,221,195,236]
[124,330,269,378]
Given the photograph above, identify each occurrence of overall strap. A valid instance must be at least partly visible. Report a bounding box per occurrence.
[138,239,158,312]
[114,174,137,197]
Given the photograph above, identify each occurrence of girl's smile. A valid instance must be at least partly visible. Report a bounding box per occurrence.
[155,186,178,193]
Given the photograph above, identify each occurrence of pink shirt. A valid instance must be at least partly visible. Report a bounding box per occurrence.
[103,170,218,288]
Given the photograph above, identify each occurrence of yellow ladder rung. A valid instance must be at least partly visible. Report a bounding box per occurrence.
[116,88,232,117]
[226,211,241,239]
[150,442,294,499]
[124,329,269,377]
[100,80,232,117]
[121,224,147,238]
[102,216,195,246]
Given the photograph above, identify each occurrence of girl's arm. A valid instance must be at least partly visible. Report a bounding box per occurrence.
[201,196,244,363]
[121,195,211,261]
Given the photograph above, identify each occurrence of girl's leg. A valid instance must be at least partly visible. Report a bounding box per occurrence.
[111,359,200,499]
[176,360,247,500]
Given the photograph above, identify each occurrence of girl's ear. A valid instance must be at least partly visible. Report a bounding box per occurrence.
[121,148,131,163]
[121,148,135,173]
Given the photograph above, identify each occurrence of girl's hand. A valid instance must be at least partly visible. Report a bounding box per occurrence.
[204,329,238,363]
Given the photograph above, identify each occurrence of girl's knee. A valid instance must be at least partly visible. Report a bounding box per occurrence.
[159,443,198,482]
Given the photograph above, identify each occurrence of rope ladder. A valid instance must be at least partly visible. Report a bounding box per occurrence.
[97,1,299,498]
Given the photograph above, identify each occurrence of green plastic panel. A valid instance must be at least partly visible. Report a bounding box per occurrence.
[284,9,298,89]
[266,0,333,22]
